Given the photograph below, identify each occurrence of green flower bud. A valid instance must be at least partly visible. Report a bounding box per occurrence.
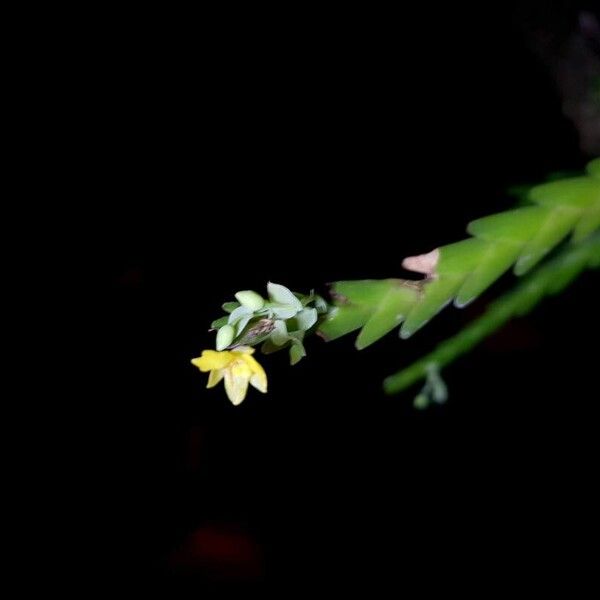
[216,324,235,350]
[234,290,264,311]
[413,393,430,410]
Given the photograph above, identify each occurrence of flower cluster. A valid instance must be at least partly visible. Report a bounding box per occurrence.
[191,282,328,405]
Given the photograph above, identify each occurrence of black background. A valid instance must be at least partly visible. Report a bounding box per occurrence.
[76,2,598,590]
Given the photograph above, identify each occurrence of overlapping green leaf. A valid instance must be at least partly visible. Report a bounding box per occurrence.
[384,233,600,394]
[319,160,600,349]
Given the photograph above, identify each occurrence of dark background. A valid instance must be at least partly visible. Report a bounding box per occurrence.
[80,1,598,590]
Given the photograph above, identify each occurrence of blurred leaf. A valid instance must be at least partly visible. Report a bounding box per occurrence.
[529,177,599,210]
[426,365,448,404]
[313,294,328,313]
[587,157,600,178]
[211,316,228,329]
[413,394,429,410]
[300,290,315,306]
[222,302,240,313]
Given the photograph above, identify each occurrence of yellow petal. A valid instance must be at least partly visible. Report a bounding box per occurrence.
[206,368,224,388]
[250,372,267,393]
[224,368,250,405]
[240,353,267,393]
[240,353,266,376]
[191,350,233,371]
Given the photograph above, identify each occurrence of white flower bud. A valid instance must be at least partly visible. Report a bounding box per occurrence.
[216,324,235,350]
[234,290,264,311]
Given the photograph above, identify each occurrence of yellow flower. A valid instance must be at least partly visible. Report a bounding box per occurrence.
[191,346,268,405]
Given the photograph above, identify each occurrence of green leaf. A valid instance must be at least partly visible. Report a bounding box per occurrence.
[289,339,306,365]
[227,305,252,325]
[437,239,487,276]
[267,282,303,311]
[270,320,289,346]
[572,204,600,242]
[288,329,305,342]
[385,235,600,395]
[260,337,281,354]
[467,207,548,245]
[222,302,240,313]
[295,308,318,331]
[400,277,462,339]
[355,285,415,349]
[236,313,253,336]
[210,316,229,329]
[268,304,300,319]
[317,305,371,341]
[332,279,396,304]
[529,177,599,210]
[514,208,580,275]
[455,241,521,307]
